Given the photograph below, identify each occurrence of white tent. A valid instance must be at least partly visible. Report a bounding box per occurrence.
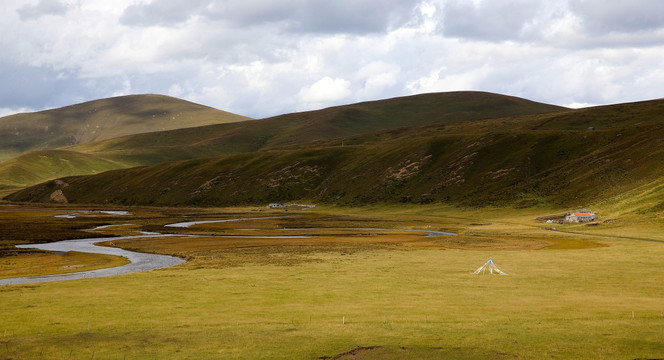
[473,259,507,275]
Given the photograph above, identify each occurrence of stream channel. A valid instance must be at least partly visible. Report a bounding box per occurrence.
[0,216,456,285]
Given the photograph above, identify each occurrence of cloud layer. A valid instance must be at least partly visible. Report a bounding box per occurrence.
[2,0,664,118]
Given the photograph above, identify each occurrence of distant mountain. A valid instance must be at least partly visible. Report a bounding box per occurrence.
[68,91,568,159]
[0,91,564,189]
[0,94,251,161]
[8,95,664,213]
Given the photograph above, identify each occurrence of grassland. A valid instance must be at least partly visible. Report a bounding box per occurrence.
[0,251,129,279]
[1,204,663,359]
[2,92,664,358]
[0,91,564,190]
[8,96,664,213]
[0,94,252,188]
[0,94,251,161]
[0,150,128,188]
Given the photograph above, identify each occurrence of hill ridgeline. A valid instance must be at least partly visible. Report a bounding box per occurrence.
[6,93,664,213]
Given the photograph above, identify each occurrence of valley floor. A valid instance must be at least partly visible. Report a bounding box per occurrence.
[1,204,663,359]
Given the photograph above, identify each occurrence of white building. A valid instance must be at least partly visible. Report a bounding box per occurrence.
[565,211,595,223]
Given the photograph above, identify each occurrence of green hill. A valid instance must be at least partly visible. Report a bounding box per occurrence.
[0,94,251,161]
[7,97,664,214]
[0,91,564,188]
[0,149,127,188]
[69,91,566,156]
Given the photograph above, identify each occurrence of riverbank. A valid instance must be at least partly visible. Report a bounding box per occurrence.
[0,235,185,285]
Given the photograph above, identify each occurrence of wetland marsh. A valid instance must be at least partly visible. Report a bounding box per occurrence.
[1,204,663,359]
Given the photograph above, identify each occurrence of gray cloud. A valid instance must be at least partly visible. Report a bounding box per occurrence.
[0,61,73,109]
[440,0,543,41]
[120,0,211,26]
[17,0,69,21]
[283,1,421,34]
[121,0,422,34]
[2,0,664,120]
[438,0,664,49]
[571,0,664,34]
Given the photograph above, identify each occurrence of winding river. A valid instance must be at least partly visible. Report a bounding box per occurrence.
[0,216,456,285]
[0,234,186,285]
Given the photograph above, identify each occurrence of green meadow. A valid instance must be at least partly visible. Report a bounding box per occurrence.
[2,91,664,358]
[1,204,663,359]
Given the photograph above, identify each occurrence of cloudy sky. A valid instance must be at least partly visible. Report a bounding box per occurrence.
[2,0,664,119]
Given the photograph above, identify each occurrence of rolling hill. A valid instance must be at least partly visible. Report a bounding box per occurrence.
[7,96,664,214]
[67,91,567,158]
[0,150,128,188]
[0,91,565,189]
[0,94,251,161]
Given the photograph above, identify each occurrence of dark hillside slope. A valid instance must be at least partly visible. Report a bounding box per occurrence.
[8,98,664,211]
[255,91,566,147]
[0,91,565,188]
[69,91,566,160]
[0,94,251,161]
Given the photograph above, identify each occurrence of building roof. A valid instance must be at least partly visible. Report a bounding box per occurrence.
[572,212,593,216]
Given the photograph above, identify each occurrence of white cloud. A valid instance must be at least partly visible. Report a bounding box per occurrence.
[298,77,351,109]
[0,107,34,118]
[357,61,400,99]
[1,0,663,120]
[566,102,596,109]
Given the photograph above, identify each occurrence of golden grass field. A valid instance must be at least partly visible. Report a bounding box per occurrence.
[1,203,663,359]
[0,251,128,279]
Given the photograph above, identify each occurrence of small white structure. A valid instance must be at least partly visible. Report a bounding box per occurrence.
[565,211,595,223]
[267,203,284,209]
[473,259,508,275]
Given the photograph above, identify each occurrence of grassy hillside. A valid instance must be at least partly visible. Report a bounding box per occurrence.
[251,91,566,147]
[0,149,128,188]
[7,98,664,213]
[70,91,566,157]
[0,94,251,161]
[0,92,564,188]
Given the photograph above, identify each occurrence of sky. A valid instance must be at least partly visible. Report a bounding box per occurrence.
[2,0,664,119]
